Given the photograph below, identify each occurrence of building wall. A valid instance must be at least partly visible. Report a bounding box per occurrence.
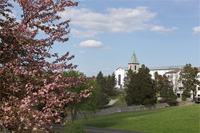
[150,69,174,79]
[128,64,139,73]
[115,67,126,88]
[165,69,200,100]
[196,72,200,99]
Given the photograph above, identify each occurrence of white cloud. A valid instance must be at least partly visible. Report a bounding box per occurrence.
[79,40,103,48]
[193,26,200,34]
[59,7,156,34]
[150,26,178,33]
[70,29,101,38]
[79,51,86,54]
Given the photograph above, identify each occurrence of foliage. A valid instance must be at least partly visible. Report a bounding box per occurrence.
[154,72,164,95]
[0,0,92,132]
[105,73,117,96]
[182,89,190,101]
[96,90,109,109]
[81,105,199,133]
[125,65,156,105]
[96,71,117,96]
[124,69,134,90]
[179,64,199,101]
[113,90,127,107]
[62,122,87,133]
[62,70,98,122]
[95,71,109,108]
[160,76,177,106]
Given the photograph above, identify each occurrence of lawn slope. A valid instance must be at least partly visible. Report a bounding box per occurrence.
[79,105,200,133]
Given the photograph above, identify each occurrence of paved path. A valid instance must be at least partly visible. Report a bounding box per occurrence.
[106,99,119,106]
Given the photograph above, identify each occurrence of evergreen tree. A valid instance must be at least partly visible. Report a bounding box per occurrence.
[124,69,135,89]
[96,71,109,108]
[125,65,156,105]
[154,72,164,95]
[105,73,117,96]
[160,76,177,105]
[96,71,106,92]
[179,64,199,101]
[96,90,109,109]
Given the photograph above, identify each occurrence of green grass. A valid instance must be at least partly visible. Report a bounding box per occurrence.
[78,104,200,133]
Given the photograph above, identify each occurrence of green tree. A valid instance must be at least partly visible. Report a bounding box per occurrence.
[160,76,177,106]
[96,71,109,108]
[179,64,199,101]
[125,65,156,105]
[105,73,117,96]
[154,72,164,95]
[124,69,135,90]
[63,71,99,122]
[96,90,109,109]
[96,71,106,92]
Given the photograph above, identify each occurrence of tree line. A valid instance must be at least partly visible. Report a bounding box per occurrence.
[124,64,199,106]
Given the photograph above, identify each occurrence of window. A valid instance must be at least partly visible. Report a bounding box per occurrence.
[198,95,200,102]
[118,75,121,86]
[198,87,200,91]
[135,66,137,71]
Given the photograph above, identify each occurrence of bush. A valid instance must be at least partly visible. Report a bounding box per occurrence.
[63,123,87,133]
[182,89,190,101]
[182,95,187,101]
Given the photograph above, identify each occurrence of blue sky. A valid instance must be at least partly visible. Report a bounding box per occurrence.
[9,0,200,76]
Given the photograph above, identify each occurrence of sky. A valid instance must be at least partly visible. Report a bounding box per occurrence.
[8,0,200,76]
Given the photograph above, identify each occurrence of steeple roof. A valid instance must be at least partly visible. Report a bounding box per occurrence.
[128,52,139,64]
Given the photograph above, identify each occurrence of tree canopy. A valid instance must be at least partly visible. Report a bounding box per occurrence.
[0,0,92,132]
[125,65,156,105]
[179,64,199,101]
[160,75,177,105]
[62,70,98,122]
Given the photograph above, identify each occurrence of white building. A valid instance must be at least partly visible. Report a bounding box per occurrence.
[115,52,139,88]
[165,67,200,101]
[149,66,183,79]
[115,52,200,101]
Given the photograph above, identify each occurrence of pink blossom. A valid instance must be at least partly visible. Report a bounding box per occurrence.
[0,0,92,132]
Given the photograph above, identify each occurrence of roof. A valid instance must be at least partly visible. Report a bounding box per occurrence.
[128,52,139,64]
[116,67,128,71]
[165,68,182,74]
[149,65,183,70]
[166,67,200,74]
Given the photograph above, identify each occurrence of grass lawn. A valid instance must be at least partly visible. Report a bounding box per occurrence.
[78,104,200,133]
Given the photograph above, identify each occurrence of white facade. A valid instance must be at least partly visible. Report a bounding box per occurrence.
[115,53,200,101]
[165,68,200,100]
[149,66,183,79]
[115,52,139,88]
[115,67,127,88]
[196,71,200,101]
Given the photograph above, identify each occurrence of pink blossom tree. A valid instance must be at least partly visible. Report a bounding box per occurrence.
[0,0,93,132]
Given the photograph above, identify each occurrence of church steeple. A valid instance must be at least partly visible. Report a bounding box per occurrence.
[129,52,139,64]
[128,52,139,73]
